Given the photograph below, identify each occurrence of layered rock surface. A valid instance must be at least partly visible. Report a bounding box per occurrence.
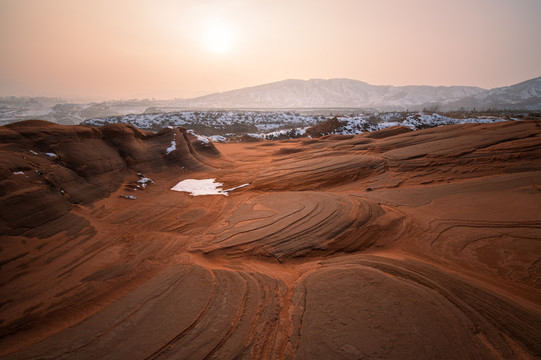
[0,120,540,359]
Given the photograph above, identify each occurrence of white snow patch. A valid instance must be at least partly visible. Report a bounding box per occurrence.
[187,129,210,144]
[137,177,154,188]
[171,179,250,196]
[209,135,227,143]
[44,152,57,158]
[29,150,38,155]
[166,135,176,154]
[259,127,309,140]
[224,183,250,192]
[171,178,227,196]
[12,171,24,175]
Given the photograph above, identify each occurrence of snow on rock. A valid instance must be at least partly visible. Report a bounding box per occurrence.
[209,135,227,143]
[137,177,154,188]
[120,194,137,200]
[171,179,250,196]
[224,183,250,192]
[12,171,24,175]
[44,152,57,158]
[171,178,228,196]
[166,133,176,154]
[261,127,309,140]
[187,129,210,144]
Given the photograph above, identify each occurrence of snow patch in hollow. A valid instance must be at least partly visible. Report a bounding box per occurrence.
[171,179,249,196]
[171,178,226,196]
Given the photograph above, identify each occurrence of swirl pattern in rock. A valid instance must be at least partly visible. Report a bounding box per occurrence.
[191,192,405,260]
[1,119,540,359]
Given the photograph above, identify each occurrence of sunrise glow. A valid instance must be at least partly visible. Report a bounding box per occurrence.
[203,21,235,54]
[0,0,539,99]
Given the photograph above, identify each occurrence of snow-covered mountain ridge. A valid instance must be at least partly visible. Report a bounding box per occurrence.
[443,77,541,111]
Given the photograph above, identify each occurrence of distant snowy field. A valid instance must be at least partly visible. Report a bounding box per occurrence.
[332,113,507,135]
[83,111,324,133]
[250,113,508,140]
[83,111,510,141]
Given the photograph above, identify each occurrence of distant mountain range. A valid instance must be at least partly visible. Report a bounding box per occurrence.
[441,77,541,111]
[2,77,540,126]
[180,77,541,111]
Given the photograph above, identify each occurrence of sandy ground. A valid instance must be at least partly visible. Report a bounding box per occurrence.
[0,120,540,359]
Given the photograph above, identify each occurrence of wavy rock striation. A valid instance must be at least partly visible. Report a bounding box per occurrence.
[0,120,220,236]
[1,119,540,359]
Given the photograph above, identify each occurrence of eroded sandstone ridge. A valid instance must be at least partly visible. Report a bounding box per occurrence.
[1,120,540,359]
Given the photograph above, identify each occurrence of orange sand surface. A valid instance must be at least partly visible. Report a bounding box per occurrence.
[1,120,540,359]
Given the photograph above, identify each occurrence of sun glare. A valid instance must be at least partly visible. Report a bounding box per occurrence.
[204,21,234,54]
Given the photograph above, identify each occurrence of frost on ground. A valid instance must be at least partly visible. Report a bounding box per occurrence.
[171,179,249,196]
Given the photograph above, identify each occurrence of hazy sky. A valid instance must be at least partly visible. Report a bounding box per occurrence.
[1,0,540,99]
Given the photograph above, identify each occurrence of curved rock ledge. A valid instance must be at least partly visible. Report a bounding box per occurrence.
[1,120,540,359]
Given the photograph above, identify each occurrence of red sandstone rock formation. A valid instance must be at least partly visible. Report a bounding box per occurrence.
[0,119,540,359]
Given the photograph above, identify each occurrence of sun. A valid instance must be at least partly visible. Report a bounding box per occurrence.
[203,21,235,54]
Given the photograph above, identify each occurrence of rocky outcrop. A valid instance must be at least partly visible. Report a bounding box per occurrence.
[0,120,220,235]
[1,119,540,359]
[304,116,346,137]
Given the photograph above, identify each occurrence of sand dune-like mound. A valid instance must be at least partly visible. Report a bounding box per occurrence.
[1,119,540,359]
